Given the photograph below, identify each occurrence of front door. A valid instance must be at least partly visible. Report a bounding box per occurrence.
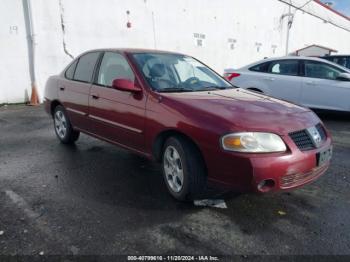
[300,60,350,111]
[88,51,146,152]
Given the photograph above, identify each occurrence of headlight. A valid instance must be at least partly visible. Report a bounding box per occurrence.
[221,132,286,153]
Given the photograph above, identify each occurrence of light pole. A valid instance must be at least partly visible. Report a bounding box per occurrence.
[281,5,294,55]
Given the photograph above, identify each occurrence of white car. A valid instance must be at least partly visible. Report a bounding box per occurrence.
[224,57,350,112]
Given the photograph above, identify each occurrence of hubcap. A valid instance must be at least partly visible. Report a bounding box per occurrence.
[163,146,184,193]
[54,110,67,139]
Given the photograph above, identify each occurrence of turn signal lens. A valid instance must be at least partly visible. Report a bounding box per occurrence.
[222,136,242,148]
[221,132,286,153]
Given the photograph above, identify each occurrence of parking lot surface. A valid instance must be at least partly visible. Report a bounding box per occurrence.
[0,105,349,257]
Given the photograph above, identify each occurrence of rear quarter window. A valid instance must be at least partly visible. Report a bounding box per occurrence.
[249,62,270,72]
[65,60,78,80]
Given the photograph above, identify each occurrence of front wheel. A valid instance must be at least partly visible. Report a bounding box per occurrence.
[53,105,80,144]
[162,136,207,201]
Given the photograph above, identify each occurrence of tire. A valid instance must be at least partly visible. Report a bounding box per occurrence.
[162,136,207,201]
[53,105,80,144]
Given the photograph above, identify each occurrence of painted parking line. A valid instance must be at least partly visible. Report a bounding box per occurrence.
[5,190,40,219]
[4,189,55,239]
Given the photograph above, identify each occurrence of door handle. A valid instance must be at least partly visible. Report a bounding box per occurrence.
[264,77,275,81]
[91,94,99,99]
[59,86,65,91]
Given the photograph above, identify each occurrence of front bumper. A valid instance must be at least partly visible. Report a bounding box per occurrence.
[206,136,332,193]
[250,139,332,192]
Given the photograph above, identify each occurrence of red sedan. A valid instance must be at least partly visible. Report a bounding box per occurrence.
[44,49,332,201]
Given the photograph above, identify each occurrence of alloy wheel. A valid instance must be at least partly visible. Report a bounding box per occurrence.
[54,110,67,139]
[163,146,184,193]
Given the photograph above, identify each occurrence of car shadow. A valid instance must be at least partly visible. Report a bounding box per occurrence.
[53,139,194,212]
[313,109,350,122]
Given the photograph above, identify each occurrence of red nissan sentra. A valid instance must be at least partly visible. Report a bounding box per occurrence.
[44,49,332,201]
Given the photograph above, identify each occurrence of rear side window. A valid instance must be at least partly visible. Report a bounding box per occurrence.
[65,60,78,80]
[73,52,100,83]
[249,62,270,72]
[268,60,299,76]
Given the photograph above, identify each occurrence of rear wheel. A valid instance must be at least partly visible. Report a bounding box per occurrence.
[162,136,206,201]
[53,105,80,144]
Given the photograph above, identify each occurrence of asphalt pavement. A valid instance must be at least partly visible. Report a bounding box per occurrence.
[0,105,349,259]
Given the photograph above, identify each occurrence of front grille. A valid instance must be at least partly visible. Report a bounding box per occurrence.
[280,164,328,188]
[289,123,327,151]
[289,130,315,151]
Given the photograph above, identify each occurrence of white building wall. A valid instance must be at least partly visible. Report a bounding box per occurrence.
[0,0,32,104]
[1,0,350,104]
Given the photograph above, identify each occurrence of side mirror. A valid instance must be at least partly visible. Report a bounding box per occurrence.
[112,79,142,93]
[336,73,350,81]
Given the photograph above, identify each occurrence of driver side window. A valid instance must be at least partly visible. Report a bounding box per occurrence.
[304,61,343,80]
[96,52,135,87]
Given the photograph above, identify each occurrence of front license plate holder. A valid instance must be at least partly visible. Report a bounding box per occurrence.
[317,146,333,167]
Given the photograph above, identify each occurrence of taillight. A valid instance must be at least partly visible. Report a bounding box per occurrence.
[224,72,241,81]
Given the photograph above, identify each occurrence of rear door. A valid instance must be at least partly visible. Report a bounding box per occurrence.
[300,60,350,111]
[236,60,303,104]
[88,51,146,152]
[261,59,303,104]
[59,52,101,131]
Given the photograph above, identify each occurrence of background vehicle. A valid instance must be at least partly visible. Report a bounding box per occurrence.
[321,55,350,69]
[225,57,350,112]
[45,49,332,201]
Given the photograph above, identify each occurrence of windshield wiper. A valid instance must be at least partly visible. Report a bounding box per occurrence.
[157,87,193,93]
[198,86,232,91]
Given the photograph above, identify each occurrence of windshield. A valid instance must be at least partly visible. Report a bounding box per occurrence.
[131,53,233,92]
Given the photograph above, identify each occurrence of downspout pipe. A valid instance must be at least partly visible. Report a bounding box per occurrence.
[22,0,40,105]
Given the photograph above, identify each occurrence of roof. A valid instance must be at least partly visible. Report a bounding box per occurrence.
[234,56,350,72]
[295,44,338,53]
[314,0,350,21]
[73,48,187,60]
[82,48,185,55]
[252,56,331,62]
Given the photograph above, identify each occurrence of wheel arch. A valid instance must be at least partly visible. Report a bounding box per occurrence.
[237,78,269,94]
[247,87,264,93]
[152,129,207,170]
[50,100,63,116]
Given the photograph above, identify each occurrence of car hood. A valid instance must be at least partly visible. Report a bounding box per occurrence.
[161,88,319,135]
